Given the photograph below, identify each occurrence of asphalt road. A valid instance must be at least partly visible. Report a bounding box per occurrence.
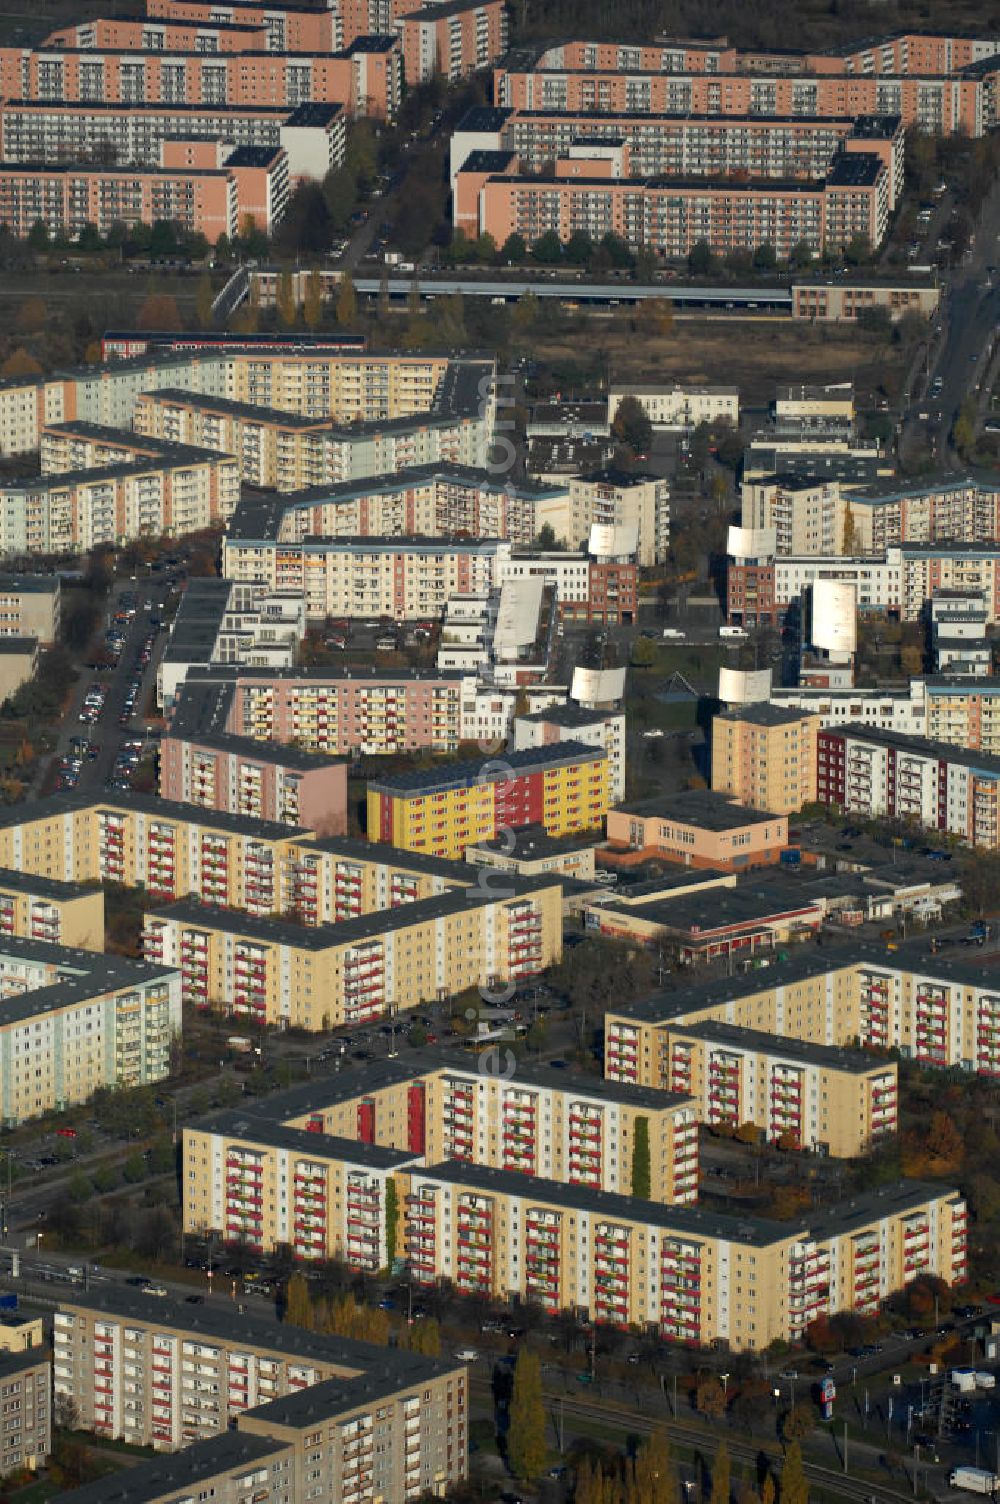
[904,177,1000,466]
[34,573,173,802]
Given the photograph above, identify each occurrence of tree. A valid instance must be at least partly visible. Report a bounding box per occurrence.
[753,242,778,271]
[28,219,50,250]
[779,1441,808,1504]
[844,233,871,266]
[303,270,323,329]
[0,348,42,378]
[631,636,656,667]
[788,240,813,270]
[67,1171,92,1203]
[842,500,858,555]
[611,395,653,453]
[761,1475,776,1504]
[710,1439,731,1504]
[634,1427,679,1504]
[285,1272,314,1329]
[501,232,526,264]
[688,239,715,276]
[507,1347,547,1480]
[77,221,102,252]
[532,230,563,264]
[385,1176,398,1269]
[782,1402,817,1441]
[695,1376,726,1420]
[564,230,593,265]
[150,219,178,257]
[336,272,357,327]
[123,1152,147,1184]
[631,1116,651,1199]
[277,269,297,328]
[196,274,215,329]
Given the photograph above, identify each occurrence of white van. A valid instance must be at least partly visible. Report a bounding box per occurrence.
[662,628,685,640]
[719,626,748,640]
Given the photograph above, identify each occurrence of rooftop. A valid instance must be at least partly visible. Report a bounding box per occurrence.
[822,723,1000,779]
[717,703,819,727]
[0,574,59,595]
[617,790,781,831]
[415,1159,954,1246]
[668,1018,891,1073]
[53,1433,288,1504]
[367,738,604,794]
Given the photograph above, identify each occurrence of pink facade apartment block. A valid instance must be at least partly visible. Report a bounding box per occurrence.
[160,733,348,835]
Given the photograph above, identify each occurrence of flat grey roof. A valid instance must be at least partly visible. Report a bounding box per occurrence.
[617,790,780,831]
[416,1160,954,1245]
[197,1109,422,1169]
[668,1019,891,1073]
[54,1433,287,1504]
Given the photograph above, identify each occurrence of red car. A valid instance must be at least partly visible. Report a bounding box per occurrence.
[56,1127,77,1139]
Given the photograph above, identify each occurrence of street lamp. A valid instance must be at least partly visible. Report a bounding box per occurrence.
[720,1371,730,1397]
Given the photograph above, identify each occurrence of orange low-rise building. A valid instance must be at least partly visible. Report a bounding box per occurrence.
[607,791,789,870]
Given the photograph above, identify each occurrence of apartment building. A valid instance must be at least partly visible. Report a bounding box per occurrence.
[497,547,637,627]
[0,349,480,460]
[176,466,545,554]
[0,1312,44,1352]
[455,105,904,200]
[395,1163,964,1345]
[143,0,344,49]
[169,664,474,757]
[0,869,104,950]
[142,875,563,1025]
[493,59,983,137]
[159,733,347,833]
[817,725,1000,848]
[135,385,493,489]
[0,448,238,554]
[532,469,669,566]
[0,575,60,645]
[650,1021,896,1156]
[157,579,306,709]
[0,1348,51,1474]
[464,149,890,258]
[512,702,626,803]
[712,705,821,814]
[743,474,1000,560]
[0,98,346,179]
[0,135,290,242]
[0,37,402,121]
[52,1290,467,1502]
[400,0,507,83]
[183,1067,698,1261]
[368,741,610,860]
[0,936,179,1122]
[605,938,1000,1082]
[741,476,848,557]
[607,792,789,870]
[0,795,307,915]
[225,533,513,623]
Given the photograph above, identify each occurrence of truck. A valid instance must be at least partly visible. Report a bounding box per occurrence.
[952,1367,977,1392]
[968,921,991,943]
[662,628,685,640]
[719,625,748,640]
[950,1465,999,1493]
[227,1035,255,1054]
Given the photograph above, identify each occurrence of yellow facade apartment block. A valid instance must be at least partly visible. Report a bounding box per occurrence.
[0,869,103,950]
[367,742,611,861]
[144,876,563,1028]
[712,704,821,814]
[395,1164,964,1347]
